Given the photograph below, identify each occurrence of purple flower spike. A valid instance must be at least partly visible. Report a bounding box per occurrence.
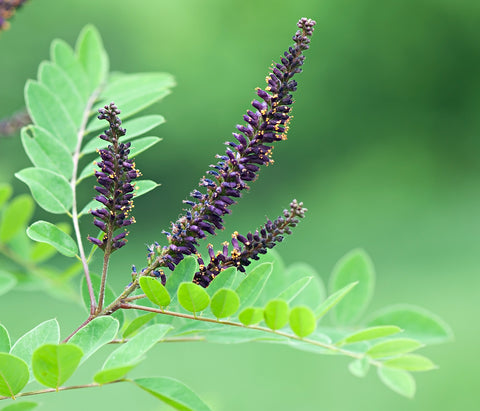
[0,0,28,31]
[87,102,140,252]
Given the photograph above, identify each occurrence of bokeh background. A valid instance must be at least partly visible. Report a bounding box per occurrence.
[1,0,479,410]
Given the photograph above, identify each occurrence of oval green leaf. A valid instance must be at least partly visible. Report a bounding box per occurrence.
[207,267,239,296]
[15,168,73,214]
[123,313,157,339]
[165,256,198,306]
[32,343,83,388]
[0,325,10,353]
[339,325,402,345]
[236,263,273,311]
[0,271,17,297]
[377,366,416,398]
[27,220,78,257]
[0,183,12,209]
[1,401,38,410]
[139,276,171,308]
[264,299,289,330]
[289,306,316,338]
[134,376,212,411]
[348,357,370,378]
[238,307,264,326]
[177,282,210,314]
[210,289,240,319]
[94,364,139,385]
[0,353,29,398]
[0,194,34,243]
[315,281,358,320]
[383,354,436,372]
[285,263,326,309]
[366,338,424,359]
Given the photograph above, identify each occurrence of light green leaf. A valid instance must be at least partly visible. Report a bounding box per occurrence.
[139,277,171,308]
[32,344,83,389]
[69,316,119,364]
[27,221,78,257]
[367,304,454,344]
[264,299,289,330]
[277,277,312,304]
[236,263,273,311]
[0,401,38,410]
[0,271,17,297]
[177,283,210,315]
[10,319,60,382]
[367,338,424,359]
[130,136,162,157]
[30,242,57,263]
[338,326,402,345]
[210,289,240,319]
[377,366,416,398]
[238,307,264,326]
[93,364,139,385]
[0,353,29,398]
[289,306,316,338]
[286,263,326,309]
[21,126,74,179]
[165,256,198,306]
[206,267,238,296]
[134,377,212,411]
[383,354,436,372]
[24,80,77,151]
[0,325,11,353]
[348,357,370,378]
[15,168,73,214]
[329,249,375,325]
[75,25,108,92]
[0,184,13,209]
[135,180,160,198]
[123,313,157,339]
[38,61,83,129]
[0,194,34,243]
[315,281,358,320]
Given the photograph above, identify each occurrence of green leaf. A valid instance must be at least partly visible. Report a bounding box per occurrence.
[123,313,157,339]
[38,61,83,129]
[236,263,273,311]
[139,277,171,308]
[377,366,416,398]
[315,281,358,320]
[264,299,289,330]
[81,273,125,328]
[130,136,162,156]
[206,267,238,296]
[0,401,38,411]
[134,377,212,411]
[366,338,424,359]
[135,180,160,197]
[165,256,198,306]
[0,194,34,243]
[27,221,78,257]
[15,168,73,214]
[329,249,375,325]
[383,354,436,371]
[289,306,316,338]
[238,307,264,326]
[348,357,370,378]
[93,364,139,385]
[10,319,60,382]
[0,353,29,398]
[75,25,108,92]
[367,304,454,344]
[285,263,326,309]
[0,271,17,296]
[177,283,210,315]
[123,115,165,138]
[24,80,77,151]
[69,316,119,364]
[0,325,10,353]
[339,326,402,345]
[21,126,74,180]
[30,242,57,263]
[32,344,83,389]
[277,277,312,304]
[0,183,13,209]
[210,289,240,319]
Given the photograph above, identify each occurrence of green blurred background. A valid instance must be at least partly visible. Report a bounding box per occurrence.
[1,0,479,409]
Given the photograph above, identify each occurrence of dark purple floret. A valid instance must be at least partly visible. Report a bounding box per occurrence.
[0,0,28,31]
[87,102,140,252]
[144,18,315,278]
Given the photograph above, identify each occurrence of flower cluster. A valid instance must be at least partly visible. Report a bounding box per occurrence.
[0,0,27,31]
[145,18,316,277]
[194,200,307,287]
[87,102,140,251]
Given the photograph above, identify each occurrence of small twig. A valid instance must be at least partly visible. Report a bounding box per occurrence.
[108,336,205,344]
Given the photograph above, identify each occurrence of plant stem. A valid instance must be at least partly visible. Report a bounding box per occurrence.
[108,336,205,344]
[96,228,113,314]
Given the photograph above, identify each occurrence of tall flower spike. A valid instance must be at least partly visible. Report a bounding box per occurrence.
[146,18,316,275]
[194,200,307,287]
[0,0,28,31]
[87,102,140,251]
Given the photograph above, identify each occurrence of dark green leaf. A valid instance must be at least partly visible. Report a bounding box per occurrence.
[264,299,289,330]
[0,183,12,209]
[236,263,273,312]
[0,194,34,243]
[130,136,162,156]
[238,307,264,326]
[315,282,358,320]
[135,180,160,197]
[338,326,402,345]
[177,283,210,314]
[32,344,83,389]
[0,271,17,296]
[15,168,73,214]
[123,313,157,339]
[377,366,416,398]
[27,221,78,257]
[366,338,424,359]
[0,401,38,410]
[329,249,375,325]
[0,353,29,398]
[140,276,171,308]
[134,377,212,411]
[348,357,370,378]
[0,324,10,353]
[210,289,240,319]
[367,304,454,344]
[383,354,436,371]
[289,306,316,338]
